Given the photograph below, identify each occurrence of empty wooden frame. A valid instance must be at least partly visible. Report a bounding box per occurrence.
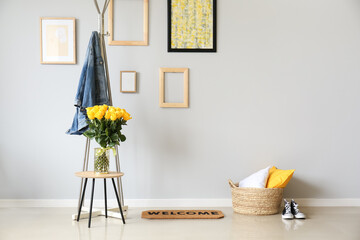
[159,68,189,108]
[108,0,149,46]
[120,71,137,93]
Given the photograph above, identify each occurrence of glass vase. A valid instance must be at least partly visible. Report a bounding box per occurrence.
[94,148,110,174]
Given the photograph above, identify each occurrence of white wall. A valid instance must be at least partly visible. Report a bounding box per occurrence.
[1,0,360,200]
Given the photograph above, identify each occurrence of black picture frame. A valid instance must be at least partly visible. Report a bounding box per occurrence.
[167,0,217,52]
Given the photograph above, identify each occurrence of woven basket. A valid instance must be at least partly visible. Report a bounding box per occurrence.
[228,179,283,215]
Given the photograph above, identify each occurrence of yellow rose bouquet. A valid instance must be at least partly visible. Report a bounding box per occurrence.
[83,105,132,173]
[84,105,132,148]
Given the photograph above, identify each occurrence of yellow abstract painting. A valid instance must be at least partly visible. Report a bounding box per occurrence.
[170,0,214,50]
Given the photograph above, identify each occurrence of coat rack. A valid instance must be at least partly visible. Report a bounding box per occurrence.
[72,0,127,220]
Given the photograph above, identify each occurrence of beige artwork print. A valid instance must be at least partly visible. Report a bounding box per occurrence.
[46,25,69,57]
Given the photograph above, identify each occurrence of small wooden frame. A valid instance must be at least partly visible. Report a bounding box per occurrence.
[40,17,76,64]
[108,0,149,46]
[120,71,137,93]
[159,68,189,108]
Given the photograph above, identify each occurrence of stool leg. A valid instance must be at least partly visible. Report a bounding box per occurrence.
[104,179,108,218]
[111,178,125,224]
[77,178,88,222]
[88,178,95,228]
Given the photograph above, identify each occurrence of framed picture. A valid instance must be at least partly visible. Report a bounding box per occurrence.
[120,71,137,93]
[159,68,189,108]
[40,17,76,64]
[168,0,216,52]
[108,0,149,46]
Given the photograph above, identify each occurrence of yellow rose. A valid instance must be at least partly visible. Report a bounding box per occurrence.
[110,113,117,121]
[87,107,96,118]
[88,111,95,120]
[90,110,96,116]
[116,109,124,119]
[101,105,108,111]
[95,110,105,120]
[123,112,132,121]
[91,106,99,115]
[105,111,111,120]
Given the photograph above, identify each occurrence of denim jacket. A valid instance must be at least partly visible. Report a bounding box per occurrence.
[66,31,110,135]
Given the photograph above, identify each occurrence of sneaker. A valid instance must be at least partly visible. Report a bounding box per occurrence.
[291,199,306,219]
[282,199,294,219]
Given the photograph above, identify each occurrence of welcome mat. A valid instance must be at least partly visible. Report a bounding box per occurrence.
[141,210,224,219]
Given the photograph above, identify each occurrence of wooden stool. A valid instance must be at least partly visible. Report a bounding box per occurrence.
[75,171,125,228]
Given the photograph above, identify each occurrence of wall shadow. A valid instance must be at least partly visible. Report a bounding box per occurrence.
[284,176,324,198]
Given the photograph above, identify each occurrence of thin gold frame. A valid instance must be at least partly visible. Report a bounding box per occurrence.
[159,68,189,108]
[108,0,149,46]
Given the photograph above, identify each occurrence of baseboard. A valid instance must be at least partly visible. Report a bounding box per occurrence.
[0,199,232,208]
[293,198,360,207]
[125,199,232,207]
[0,198,360,208]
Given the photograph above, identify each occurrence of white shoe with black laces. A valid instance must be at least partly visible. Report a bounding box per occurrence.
[291,199,306,219]
[282,199,294,219]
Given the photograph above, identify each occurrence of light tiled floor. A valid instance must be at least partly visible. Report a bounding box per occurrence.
[0,207,359,240]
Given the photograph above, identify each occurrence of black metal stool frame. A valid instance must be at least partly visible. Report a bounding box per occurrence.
[77,177,126,228]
